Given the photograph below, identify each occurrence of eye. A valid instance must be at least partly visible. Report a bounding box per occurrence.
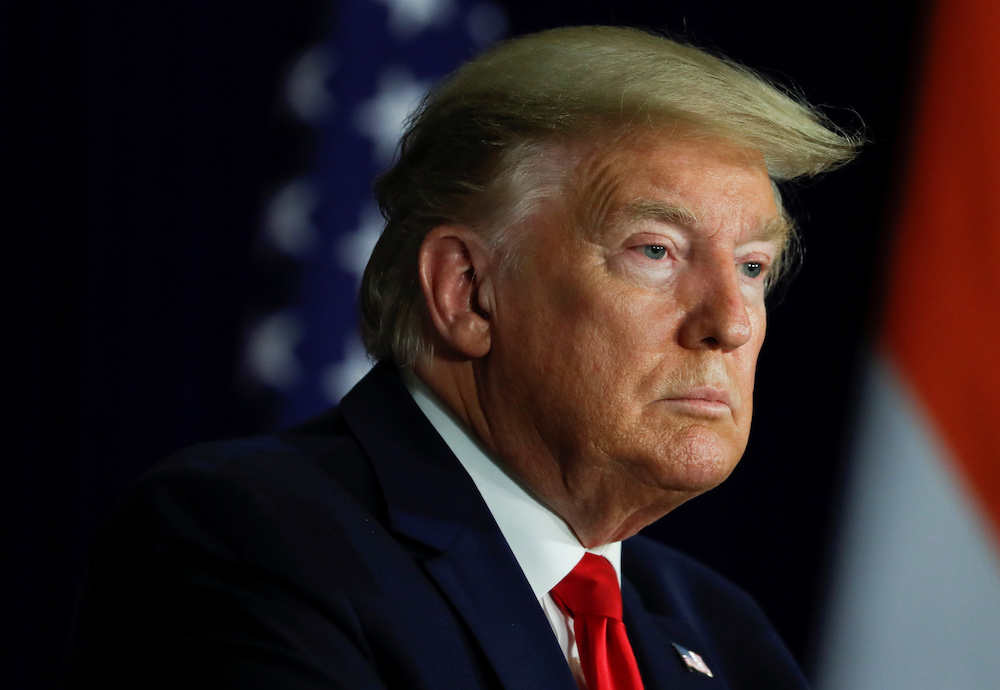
[642,245,667,260]
[739,261,764,278]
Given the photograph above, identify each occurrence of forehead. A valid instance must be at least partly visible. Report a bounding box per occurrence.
[565,135,785,243]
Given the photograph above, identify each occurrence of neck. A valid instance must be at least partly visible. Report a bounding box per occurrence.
[413,356,687,548]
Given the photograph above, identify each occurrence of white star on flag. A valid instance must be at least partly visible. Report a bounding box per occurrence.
[336,203,384,282]
[263,179,320,257]
[284,46,337,123]
[374,0,456,37]
[353,68,430,165]
[323,336,373,403]
[245,311,305,389]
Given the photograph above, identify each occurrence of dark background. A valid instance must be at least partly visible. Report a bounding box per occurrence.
[5,1,927,688]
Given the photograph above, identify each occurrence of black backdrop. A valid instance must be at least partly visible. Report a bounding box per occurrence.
[6,1,926,688]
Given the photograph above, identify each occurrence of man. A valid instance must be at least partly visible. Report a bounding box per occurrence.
[61,26,857,689]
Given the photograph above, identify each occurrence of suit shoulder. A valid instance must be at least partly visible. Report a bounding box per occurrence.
[139,407,382,517]
[92,406,388,574]
[65,408,410,689]
[154,407,354,475]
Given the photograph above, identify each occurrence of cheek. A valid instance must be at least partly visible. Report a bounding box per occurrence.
[746,309,767,374]
[563,292,667,373]
[610,291,687,370]
[732,310,767,415]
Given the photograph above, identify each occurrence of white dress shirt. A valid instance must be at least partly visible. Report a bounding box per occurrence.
[404,371,622,688]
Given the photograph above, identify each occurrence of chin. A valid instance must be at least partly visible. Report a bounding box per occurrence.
[630,426,745,495]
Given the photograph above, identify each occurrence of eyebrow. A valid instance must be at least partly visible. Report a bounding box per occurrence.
[616,199,791,246]
[623,199,700,227]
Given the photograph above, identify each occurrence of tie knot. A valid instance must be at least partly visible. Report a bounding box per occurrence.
[551,553,623,621]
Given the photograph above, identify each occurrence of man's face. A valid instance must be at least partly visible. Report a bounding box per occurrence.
[477,135,784,540]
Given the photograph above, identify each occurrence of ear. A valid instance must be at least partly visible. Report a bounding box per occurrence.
[418,225,495,359]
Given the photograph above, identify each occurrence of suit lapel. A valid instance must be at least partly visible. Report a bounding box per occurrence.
[423,515,578,690]
[340,364,577,690]
[623,579,730,689]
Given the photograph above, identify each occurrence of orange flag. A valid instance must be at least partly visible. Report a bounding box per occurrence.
[883,0,1000,541]
[817,1,1000,687]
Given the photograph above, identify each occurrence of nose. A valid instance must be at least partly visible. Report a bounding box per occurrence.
[677,261,753,351]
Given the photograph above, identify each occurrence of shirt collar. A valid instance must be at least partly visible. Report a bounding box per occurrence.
[402,370,622,601]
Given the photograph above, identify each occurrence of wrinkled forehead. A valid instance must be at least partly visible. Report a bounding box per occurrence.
[558,133,789,244]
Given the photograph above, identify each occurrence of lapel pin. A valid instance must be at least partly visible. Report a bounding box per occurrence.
[672,642,714,678]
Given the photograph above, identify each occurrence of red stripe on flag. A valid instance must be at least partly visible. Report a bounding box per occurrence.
[883,0,1000,542]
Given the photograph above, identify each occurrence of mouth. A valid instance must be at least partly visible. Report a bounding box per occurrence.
[660,387,733,418]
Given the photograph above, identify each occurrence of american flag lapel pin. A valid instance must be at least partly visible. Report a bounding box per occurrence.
[672,642,714,678]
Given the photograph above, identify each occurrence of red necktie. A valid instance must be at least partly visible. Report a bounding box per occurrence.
[550,553,645,690]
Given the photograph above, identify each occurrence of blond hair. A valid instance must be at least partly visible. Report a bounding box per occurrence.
[360,26,860,365]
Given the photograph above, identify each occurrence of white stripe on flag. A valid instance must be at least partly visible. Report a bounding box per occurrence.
[816,353,1000,690]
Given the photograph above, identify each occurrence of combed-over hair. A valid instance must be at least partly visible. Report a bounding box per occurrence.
[360,25,860,366]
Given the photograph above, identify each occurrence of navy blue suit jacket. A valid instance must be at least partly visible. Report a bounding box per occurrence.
[61,363,808,689]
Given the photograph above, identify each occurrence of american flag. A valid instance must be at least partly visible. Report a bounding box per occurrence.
[244,0,508,425]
